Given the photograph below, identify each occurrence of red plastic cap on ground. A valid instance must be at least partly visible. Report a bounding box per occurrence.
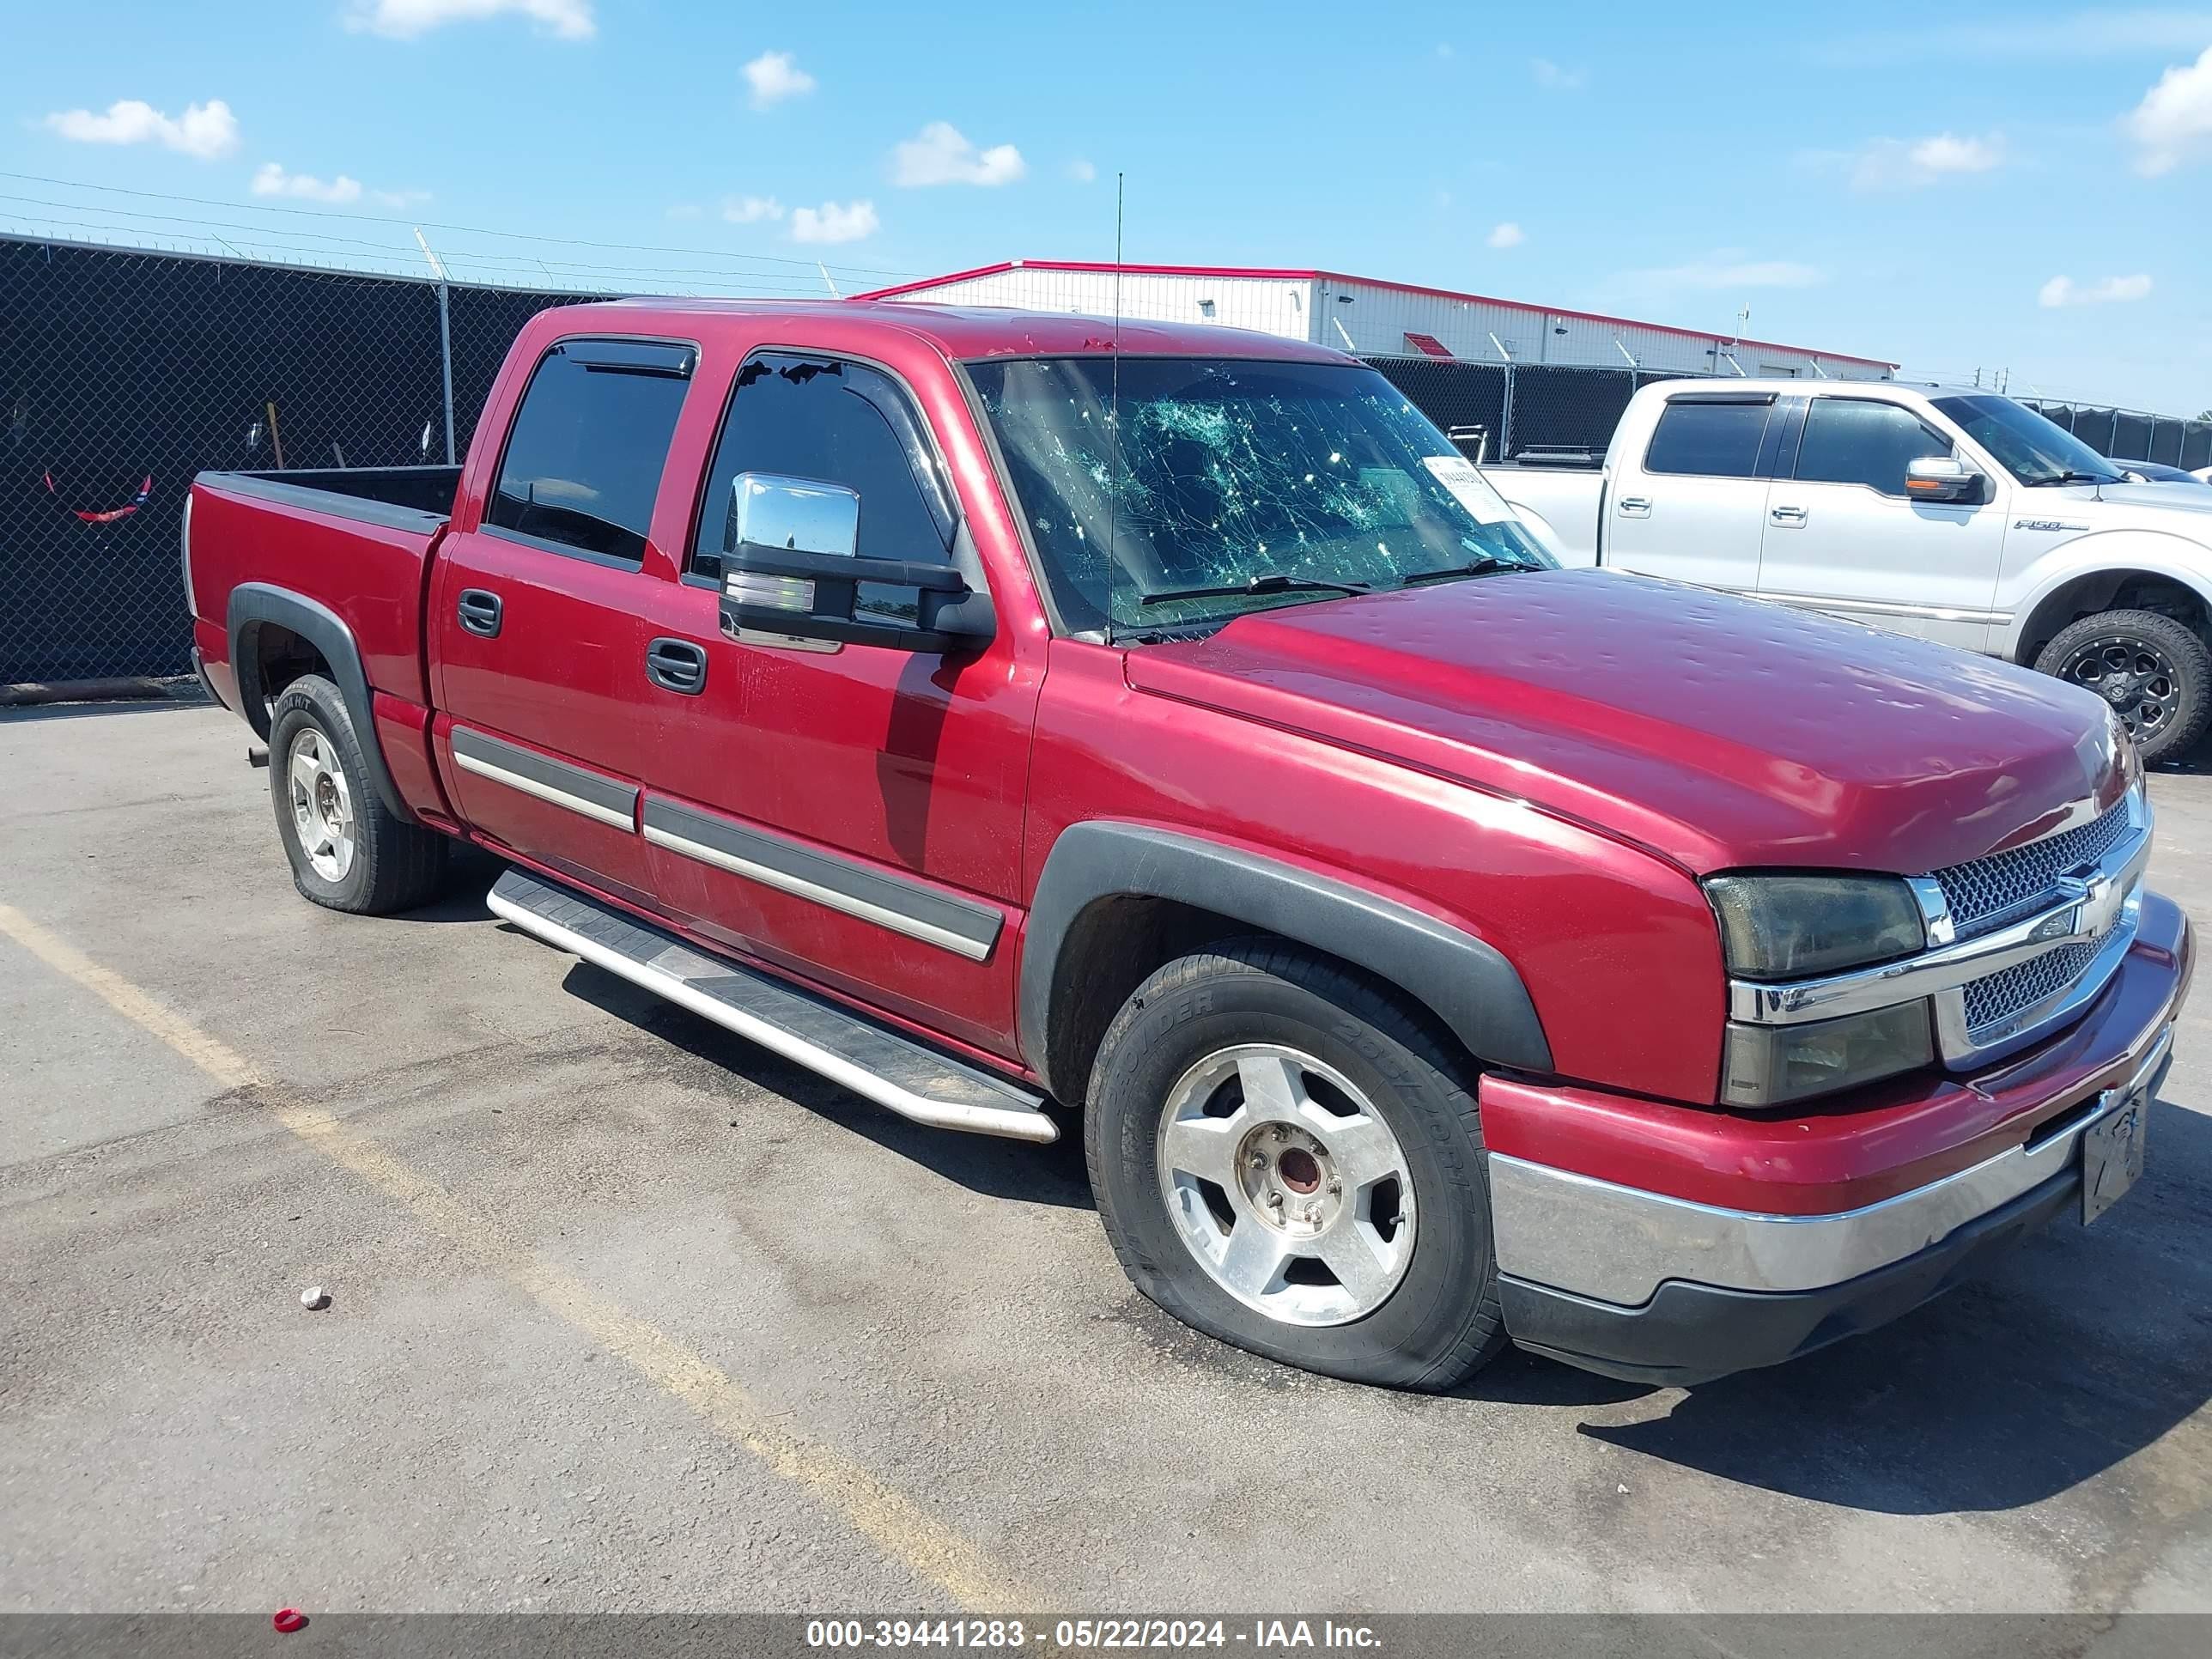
[272,1608,307,1633]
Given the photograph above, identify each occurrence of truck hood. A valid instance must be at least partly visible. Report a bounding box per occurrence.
[1124,568,2129,875]
[2026,482,2212,533]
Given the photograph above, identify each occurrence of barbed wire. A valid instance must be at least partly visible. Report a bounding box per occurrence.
[0,171,924,281]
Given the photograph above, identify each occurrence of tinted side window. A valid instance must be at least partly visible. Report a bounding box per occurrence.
[487,342,693,563]
[1644,401,1771,477]
[690,355,950,623]
[1796,398,1953,495]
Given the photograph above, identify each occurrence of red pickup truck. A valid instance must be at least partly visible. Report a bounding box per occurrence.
[185,299,2190,1389]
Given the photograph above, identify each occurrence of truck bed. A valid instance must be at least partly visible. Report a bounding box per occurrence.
[196,465,463,532]
[188,465,462,717]
[1478,461,1603,567]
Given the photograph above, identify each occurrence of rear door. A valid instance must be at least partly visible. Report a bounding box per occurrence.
[430,337,696,910]
[1755,394,2007,653]
[1602,391,1778,591]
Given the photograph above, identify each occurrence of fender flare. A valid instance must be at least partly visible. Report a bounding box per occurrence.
[2004,531,2212,660]
[227,582,414,823]
[1019,822,1553,1098]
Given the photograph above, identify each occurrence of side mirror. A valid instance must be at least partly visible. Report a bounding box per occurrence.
[1904,456,1984,504]
[717,472,994,654]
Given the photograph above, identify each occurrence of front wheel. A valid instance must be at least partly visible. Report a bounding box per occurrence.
[2034,609,2212,764]
[1085,940,1509,1391]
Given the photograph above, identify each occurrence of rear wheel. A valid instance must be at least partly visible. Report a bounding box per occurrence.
[2035,609,2212,764]
[1085,940,1509,1391]
[269,675,448,915]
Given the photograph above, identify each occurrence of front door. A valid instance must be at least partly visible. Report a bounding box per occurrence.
[430,337,696,909]
[1754,393,2008,653]
[632,350,1042,1061]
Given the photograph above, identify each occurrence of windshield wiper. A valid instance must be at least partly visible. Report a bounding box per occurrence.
[1397,555,1529,587]
[1139,572,1372,606]
[2027,469,2122,487]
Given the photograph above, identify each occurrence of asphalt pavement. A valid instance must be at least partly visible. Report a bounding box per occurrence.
[3,698,2209,1615]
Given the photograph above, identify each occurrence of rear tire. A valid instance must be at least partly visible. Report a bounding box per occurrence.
[2034,609,2212,764]
[268,675,447,915]
[1085,939,1509,1391]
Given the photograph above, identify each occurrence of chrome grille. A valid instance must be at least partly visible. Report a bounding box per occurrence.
[1933,800,2131,938]
[1961,940,2100,1033]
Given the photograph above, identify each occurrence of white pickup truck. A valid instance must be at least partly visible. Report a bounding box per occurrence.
[1482,380,2212,761]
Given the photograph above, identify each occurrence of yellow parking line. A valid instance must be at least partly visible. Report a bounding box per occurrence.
[0,900,1040,1613]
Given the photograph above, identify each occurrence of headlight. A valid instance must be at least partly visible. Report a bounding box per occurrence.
[1705,874,1927,980]
[1721,1005,1936,1108]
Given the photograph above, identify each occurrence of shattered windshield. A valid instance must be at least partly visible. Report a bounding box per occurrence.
[969,356,1555,636]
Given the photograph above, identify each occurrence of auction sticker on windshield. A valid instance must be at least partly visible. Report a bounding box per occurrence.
[1421,455,1515,523]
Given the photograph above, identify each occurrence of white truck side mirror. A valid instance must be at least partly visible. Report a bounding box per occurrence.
[1905,456,1984,505]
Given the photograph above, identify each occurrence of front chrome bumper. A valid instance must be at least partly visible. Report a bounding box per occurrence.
[1490,1018,2173,1309]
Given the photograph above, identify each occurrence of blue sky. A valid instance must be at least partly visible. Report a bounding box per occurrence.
[7,1,2210,414]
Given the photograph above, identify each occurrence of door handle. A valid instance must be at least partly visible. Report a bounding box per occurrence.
[457,588,503,638]
[1770,505,1809,527]
[1617,496,1652,518]
[645,636,708,696]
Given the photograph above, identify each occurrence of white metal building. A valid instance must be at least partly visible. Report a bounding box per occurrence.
[856,260,1897,380]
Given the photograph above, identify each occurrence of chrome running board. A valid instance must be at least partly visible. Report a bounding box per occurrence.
[488,867,1057,1144]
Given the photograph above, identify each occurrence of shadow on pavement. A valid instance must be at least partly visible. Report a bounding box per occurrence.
[551,951,1095,1212]
[1577,1087,2212,1513]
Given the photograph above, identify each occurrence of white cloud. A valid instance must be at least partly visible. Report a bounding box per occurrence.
[1531,58,1587,90]
[1486,221,1524,249]
[2128,45,2212,173]
[790,199,878,244]
[1622,255,1825,290]
[891,121,1025,187]
[1848,131,2007,190]
[742,51,815,110]
[43,98,240,160]
[2039,273,2154,307]
[348,0,594,39]
[1067,158,1097,183]
[722,194,786,223]
[252,162,362,204]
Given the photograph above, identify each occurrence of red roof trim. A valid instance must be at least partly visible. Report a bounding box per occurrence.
[852,259,1899,370]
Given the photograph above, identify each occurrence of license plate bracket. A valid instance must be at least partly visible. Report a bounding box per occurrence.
[2081,1092,2149,1224]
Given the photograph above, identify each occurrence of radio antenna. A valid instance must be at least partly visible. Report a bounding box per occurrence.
[1106,170,1125,645]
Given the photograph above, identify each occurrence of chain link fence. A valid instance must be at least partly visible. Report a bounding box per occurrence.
[2,234,605,683]
[1365,359,1709,463]
[1368,358,2212,477]
[2018,398,2212,471]
[9,233,2212,683]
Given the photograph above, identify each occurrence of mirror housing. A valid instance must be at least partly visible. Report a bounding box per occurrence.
[1904,455,1984,504]
[715,472,994,654]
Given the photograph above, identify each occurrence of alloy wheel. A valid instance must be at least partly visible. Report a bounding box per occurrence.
[287,727,357,883]
[1154,1043,1416,1328]
[2061,633,2183,742]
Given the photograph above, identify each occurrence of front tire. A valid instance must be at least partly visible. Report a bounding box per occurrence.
[1085,940,1509,1391]
[268,674,448,915]
[2034,609,2212,764]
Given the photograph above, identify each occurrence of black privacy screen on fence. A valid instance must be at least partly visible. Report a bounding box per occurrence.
[6,234,2211,683]
[1,236,599,682]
